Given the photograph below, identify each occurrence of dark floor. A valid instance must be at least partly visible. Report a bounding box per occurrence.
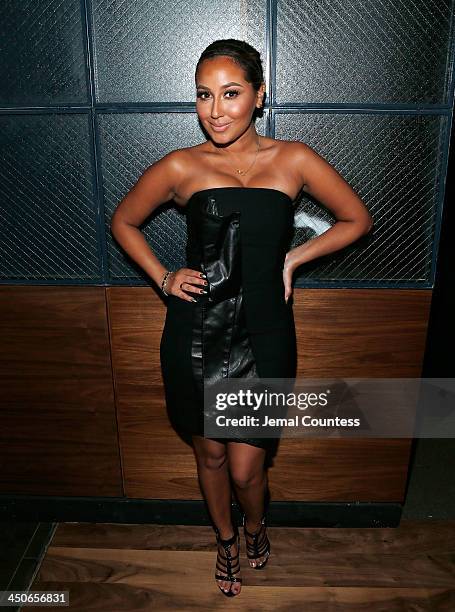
[1,437,454,610]
[0,522,57,611]
[402,438,455,520]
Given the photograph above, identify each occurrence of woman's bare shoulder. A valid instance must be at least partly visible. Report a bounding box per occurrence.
[267,136,313,154]
[154,143,203,175]
[260,137,316,165]
[171,141,208,158]
[163,142,208,172]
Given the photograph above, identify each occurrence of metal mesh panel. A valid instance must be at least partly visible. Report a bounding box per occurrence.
[100,113,266,280]
[0,0,453,287]
[0,0,87,105]
[276,0,454,104]
[275,112,445,283]
[91,0,266,103]
[0,114,100,280]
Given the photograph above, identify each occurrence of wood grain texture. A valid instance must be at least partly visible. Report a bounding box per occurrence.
[109,287,431,502]
[30,519,455,610]
[0,286,122,496]
[293,288,431,378]
[0,286,431,502]
[107,287,200,499]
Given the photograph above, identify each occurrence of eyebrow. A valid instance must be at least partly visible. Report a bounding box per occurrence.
[196,82,244,90]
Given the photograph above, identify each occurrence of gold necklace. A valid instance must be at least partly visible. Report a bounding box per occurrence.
[220,134,260,176]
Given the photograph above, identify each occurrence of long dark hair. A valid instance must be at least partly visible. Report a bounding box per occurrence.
[195,39,265,119]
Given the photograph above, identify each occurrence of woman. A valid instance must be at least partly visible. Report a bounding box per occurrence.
[111,39,373,597]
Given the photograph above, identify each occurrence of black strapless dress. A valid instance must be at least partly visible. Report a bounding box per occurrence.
[160,187,297,450]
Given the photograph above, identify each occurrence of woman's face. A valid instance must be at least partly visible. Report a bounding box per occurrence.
[195,55,264,143]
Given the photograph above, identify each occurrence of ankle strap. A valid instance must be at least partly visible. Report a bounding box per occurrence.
[242,513,266,536]
[215,525,238,546]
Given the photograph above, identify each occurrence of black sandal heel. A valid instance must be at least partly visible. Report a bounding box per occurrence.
[242,512,270,569]
[214,525,242,596]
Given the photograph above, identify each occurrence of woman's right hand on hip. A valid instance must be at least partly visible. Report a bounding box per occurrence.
[166,268,208,302]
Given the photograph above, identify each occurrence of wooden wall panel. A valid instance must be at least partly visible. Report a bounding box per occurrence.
[0,286,431,501]
[109,287,432,502]
[294,289,431,378]
[107,287,199,499]
[0,287,122,497]
[270,288,431,501]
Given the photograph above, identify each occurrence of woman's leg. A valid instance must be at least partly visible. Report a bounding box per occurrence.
[227,442,269,567]
[192,435,242,594]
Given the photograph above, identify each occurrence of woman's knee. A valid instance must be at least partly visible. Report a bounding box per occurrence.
[192,436,227,470]
[230,466,264,489]
[202,452,228,470]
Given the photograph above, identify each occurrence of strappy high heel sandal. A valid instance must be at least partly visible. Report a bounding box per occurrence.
[214,524,242,596]
[242,512,270,569]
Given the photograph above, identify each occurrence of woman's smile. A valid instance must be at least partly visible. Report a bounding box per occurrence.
[211,122,232,132]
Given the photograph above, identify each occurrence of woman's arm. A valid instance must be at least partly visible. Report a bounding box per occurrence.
[110,151,182,288]
[284,142,374,301]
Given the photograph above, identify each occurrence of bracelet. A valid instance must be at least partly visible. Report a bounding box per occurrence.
[161,270,173,296]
